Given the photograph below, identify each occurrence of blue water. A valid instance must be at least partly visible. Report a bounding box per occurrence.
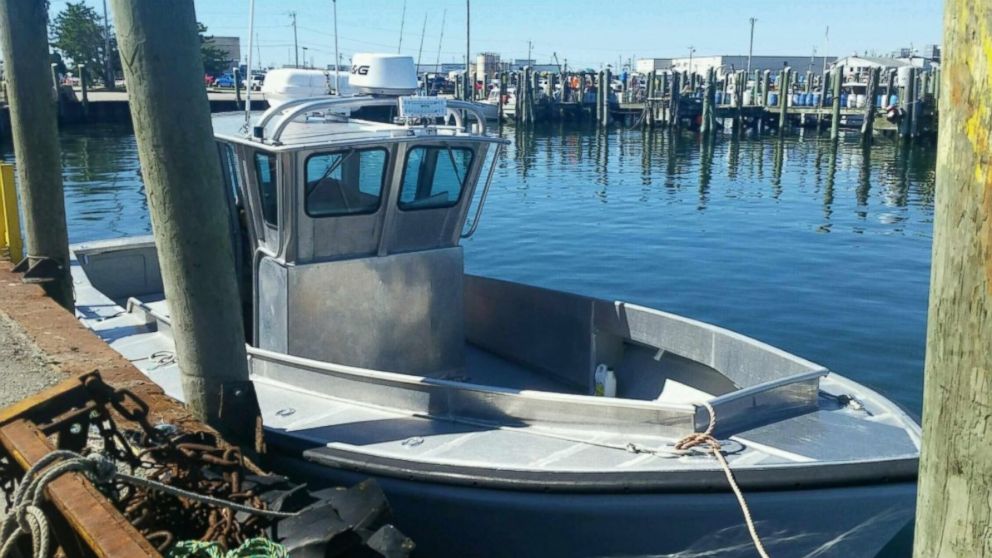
[7,122,936,416]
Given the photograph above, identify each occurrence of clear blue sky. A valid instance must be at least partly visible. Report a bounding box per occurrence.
[48,0,942,70]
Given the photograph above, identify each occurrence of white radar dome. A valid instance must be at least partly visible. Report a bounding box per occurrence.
[262,69,329,108]
[349,53,417,96]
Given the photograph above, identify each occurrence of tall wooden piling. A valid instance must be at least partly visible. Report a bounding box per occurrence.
[830,66,843,140]
[861,67,879,143]
[909,68,920,138]
[778,68,791,132]
[0,0,74,308]
[109,0,260,445]
[914,2,992,555]
[670,71,682,129]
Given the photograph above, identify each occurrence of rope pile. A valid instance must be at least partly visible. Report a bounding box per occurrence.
[675,401,770,558]
[0,450,291,558]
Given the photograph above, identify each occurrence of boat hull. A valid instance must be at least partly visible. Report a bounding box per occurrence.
[269,450,915,558]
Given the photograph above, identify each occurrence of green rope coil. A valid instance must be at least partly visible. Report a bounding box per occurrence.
[167,538,287,558]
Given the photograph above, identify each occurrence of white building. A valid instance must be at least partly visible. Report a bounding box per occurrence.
[204,36,241,70]
[635,58,672,74]
[666,55,837,80]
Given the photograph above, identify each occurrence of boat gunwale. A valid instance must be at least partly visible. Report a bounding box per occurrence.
[297,439,919,493]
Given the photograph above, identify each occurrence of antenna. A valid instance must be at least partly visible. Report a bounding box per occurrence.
[244,0,256,133]
[398,0,407,54]
[333,0,340,95]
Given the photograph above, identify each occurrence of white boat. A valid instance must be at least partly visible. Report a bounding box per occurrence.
[70,57,919,558]
[479,85,516,120]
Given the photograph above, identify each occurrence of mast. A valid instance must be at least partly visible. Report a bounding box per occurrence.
[465,0,470,100]
[244,0,255,130]
[433,8,446,94]
[333,0,340,95]
[416,12,427,92]
[397,0,407,53]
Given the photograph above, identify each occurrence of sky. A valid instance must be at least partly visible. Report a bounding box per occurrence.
[47,0,943,70]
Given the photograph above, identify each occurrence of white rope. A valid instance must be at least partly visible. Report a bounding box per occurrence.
[0,451,295,557]
[676,401,771,558]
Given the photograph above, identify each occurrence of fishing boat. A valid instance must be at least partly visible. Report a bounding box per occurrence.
[70,56,919,558]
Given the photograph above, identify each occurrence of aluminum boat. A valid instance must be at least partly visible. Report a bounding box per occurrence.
[70,70,919,557]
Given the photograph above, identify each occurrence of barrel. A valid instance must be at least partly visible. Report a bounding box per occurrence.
[743,90,753,106]
[855,94,866,108]
[812,92,822,106]
[715,90,724,104]
[769,92,779,106]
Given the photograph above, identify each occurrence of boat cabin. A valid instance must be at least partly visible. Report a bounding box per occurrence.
[213,96,504,377]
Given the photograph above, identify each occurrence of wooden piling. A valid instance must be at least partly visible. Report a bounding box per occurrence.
[761,70,771,107]
[830,66,843,140]
[498,71,506,122]
[700,68,713,134]
[79,63,89,118]
[910,68,920,138]
[109,0,260,445]
[885,69,896,108]
[0,0,74,308]
[778,67,791,132]
[900,67,916,138]
[861,66,879,142]
[670,70,681,129]
[913,2,992,555]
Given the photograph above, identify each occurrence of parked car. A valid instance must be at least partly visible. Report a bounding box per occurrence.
[214,73,236,88]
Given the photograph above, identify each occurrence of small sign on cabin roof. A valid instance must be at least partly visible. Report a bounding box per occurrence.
[399,96,447,119]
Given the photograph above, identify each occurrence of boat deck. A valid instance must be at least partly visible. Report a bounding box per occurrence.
[71,253,920,486]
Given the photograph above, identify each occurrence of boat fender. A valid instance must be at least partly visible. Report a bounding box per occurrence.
[885,106,904,122]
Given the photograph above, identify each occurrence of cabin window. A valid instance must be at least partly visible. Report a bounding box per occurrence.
[399,146,474,210]
[304,148,388,217]
[253,152,278,227]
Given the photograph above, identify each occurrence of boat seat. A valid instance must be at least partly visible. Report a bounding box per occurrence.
[306,177,379,216]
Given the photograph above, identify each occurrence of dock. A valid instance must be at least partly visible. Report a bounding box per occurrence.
[476,65,937,139]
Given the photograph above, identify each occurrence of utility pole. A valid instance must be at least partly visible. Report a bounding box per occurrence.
[0,0,73,309]
[102,0,114,90]
[109,0,260,447]
[527,40,532,63]
[290,11,298,68]
[397,0,407,54]
[914,1,992,555]
[746,17,756,76]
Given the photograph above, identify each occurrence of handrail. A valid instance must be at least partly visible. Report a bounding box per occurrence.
[256,95,492,144]
[462,142,503,239]
[269,97,396,144]
[254,95,346,134]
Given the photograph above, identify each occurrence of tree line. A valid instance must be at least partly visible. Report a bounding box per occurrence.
[49,1,231,88]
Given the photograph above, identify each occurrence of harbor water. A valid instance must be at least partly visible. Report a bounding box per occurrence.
[9,122,935,417]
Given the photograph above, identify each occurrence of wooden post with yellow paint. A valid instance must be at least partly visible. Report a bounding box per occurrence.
[913,1,992,556]
[0,163,22,263]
